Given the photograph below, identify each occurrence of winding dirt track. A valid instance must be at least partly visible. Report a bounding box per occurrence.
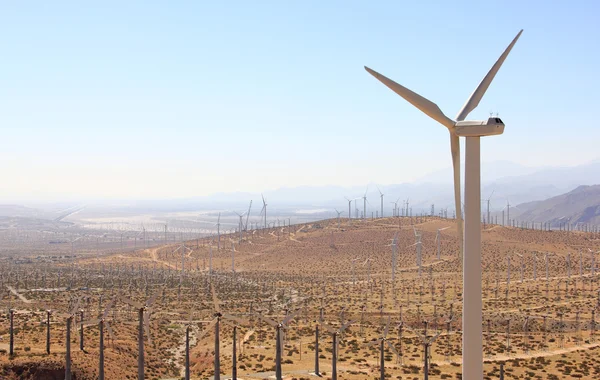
[6,285,31,304]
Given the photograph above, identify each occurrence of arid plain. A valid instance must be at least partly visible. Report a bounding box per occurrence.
[2,216,600,379]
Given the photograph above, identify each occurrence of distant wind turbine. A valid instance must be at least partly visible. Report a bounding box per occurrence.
[377,186,384,218]
[362,187,369,220]
[260,194,268,229]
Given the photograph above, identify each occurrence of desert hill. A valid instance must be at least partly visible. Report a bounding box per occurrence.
[514,184,600,227]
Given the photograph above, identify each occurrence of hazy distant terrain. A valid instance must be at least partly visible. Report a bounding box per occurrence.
[512,184,600,227]
[2,160,600,239]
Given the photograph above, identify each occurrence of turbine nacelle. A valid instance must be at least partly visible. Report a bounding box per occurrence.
[454,117,505,137]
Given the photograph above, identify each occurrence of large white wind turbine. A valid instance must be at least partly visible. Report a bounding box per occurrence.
[365,29,523,380]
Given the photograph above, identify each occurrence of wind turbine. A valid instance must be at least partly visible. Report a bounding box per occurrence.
[345,197,358,221]
[56,297,81,380]
[377,186,384,218]
[334,209,343,228]
[215,213,221,250]
[35,300,54,354]
[183,313,195,380]
[321,317,354,380]
[351,257,360,285]
[234,211,246,244]
[362,187,369,220]
[260,194,268,229]
[363,257,373,286]
[390,233,399,282]
[390,197,401,217]
[245,200,252,231]
[365,317,401,380]
[205,283,247,380]
[82,300,115,380]
[255,310,300,380]
[174,243,192,285]
[435,227,451,260]
[120,293,158,380]
[484,190,495,225]
[406,323,443,380]
[365,29,523,377]
[409,228,424,276]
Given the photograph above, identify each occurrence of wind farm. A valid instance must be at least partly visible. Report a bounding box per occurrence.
[3,1,600,379]
[2,212,600,379]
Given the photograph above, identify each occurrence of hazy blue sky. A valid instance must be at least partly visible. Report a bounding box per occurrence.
[1,1,598,200]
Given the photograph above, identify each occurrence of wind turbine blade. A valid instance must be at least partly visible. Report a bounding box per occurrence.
[82,318,101,326]
[428,330,443,343]
[197,318,218,341]
[211,283,221,313]
[255,313,278,328]
[144,312,151,344]
[404,325,427,343]
[450,132,463,258]
[386,340,401,358]
[383,316,391,338]
[70,297,81,316]
[340,320,355,333]
[103,300,114,319]
[105,322,116,341]
[364,66,455,129]
[222,313,248,326]
[365,338,382,347]
[119,296,143,309]
[146,293,158,307]
[321,323,336,335]
[455,30,523,121]
[283,310,300,326]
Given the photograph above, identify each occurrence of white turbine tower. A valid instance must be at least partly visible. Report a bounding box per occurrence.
[365,29,523,380]
[345,197,359,221]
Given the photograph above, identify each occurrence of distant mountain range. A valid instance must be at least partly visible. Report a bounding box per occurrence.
[511,185,600,227]
[193,160,600,215]
[4,160,600,220]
